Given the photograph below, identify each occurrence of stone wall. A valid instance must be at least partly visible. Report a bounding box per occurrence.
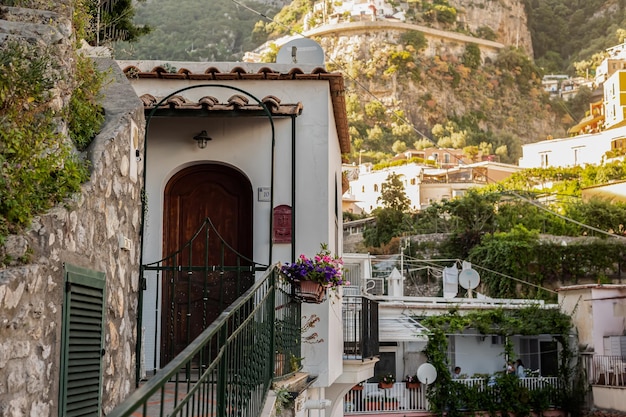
[0,4,145,415]
[0,59,144,416]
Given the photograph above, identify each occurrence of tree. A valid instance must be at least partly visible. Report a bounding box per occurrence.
[91,0,151,45]
[378,173,410,212]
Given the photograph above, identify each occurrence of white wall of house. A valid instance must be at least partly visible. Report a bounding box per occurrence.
[604,70,626,130]
[519,125,626,168]
[347,163,424,213]
[120,62,346,382]
[452,333,508,376]
[558,284,626,353]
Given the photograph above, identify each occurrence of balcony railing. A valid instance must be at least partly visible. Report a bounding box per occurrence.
[587,355,626,386]
[344,377,561,414]
[343,293,379,360]
[108,266,300,417]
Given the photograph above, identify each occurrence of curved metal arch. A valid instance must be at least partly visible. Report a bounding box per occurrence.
[136,83,278,384]
[140,83,276,267]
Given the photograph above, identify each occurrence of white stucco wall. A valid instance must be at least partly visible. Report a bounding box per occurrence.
[559,285,626,353]
[453,334,508,376]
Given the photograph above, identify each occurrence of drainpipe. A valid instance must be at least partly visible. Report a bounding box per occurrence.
[291,114,297,262]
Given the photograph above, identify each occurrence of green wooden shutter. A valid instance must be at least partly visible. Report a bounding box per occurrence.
[59,263,106,417]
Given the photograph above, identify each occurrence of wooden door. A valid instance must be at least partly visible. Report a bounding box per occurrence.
[161,164,253,365]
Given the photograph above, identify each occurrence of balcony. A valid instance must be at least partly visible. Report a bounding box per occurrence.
[344,377,562,415]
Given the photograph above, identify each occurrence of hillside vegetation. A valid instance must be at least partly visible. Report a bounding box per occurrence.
[112,0,625,164]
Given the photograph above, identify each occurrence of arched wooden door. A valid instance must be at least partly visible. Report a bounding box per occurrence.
[161,164,253,365]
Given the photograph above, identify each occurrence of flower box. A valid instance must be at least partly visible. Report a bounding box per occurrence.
[378,382,393,389]
[406,381,420,389]
[280,244,347,304]
[351,384,364,391]
[294,279,326,303]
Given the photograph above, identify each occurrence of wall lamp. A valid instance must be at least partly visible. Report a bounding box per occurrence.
[192,130,212,149]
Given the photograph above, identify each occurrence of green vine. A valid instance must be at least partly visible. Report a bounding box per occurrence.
[0,41,90,244]
[421,307,578,416]
[0,3,109,247]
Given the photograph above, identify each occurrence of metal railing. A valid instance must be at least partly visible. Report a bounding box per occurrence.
[588,355,626,386]
[108,266,300,417]
[345,382,427,413]
[343,294,379,360]
[344,377,562,414]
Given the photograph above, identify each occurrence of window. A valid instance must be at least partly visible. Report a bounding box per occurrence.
[361,185,365,193]
[540,153,549,167]
[374,184,378,192]
[444,153,450,164]
[410,178,416,185]
[59,264,106,417]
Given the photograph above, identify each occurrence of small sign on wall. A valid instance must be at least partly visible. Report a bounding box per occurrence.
[258,187,271,202]
[273,205,292,243]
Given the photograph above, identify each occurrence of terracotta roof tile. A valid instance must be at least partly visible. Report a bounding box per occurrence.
[140,93,303,117]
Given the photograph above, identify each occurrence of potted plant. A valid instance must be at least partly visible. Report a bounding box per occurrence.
[378,373,396,389]
[405,374,420,389]
[280,244,348,303]
[352,381,364,391]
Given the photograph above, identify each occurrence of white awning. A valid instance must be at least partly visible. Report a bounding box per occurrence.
[379,314,429,342]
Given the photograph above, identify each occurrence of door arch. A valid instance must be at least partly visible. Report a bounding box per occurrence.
[160,163,253,364]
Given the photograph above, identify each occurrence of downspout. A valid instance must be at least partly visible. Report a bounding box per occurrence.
[134,83,275,385]
[291,114,297,262]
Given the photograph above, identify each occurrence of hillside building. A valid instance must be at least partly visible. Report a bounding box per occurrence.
[343,160,521,214]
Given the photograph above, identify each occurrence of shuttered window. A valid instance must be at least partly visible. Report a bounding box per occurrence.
[59,263,106,417]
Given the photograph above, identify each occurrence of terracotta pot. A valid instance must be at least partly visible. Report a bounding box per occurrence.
[378,382,393,389]
[352,384,364,391]
[406,381,420,389]
[295,280,326,303]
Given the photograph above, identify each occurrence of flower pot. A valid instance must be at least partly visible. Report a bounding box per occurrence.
[378,382,393,389]
[294,280,326,303]
[406,381,420,389]
[352,384,364,391]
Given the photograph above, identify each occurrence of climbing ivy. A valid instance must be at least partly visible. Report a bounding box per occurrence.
[421,307,580,416]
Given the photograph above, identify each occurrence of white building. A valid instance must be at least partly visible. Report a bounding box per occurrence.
[604,70,626,130]
[345,161,521,213]
[519,124,626,168]
[117,60,368,417]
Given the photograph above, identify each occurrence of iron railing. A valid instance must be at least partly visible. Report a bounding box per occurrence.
[343,293,379,360]
[108,266,301,417]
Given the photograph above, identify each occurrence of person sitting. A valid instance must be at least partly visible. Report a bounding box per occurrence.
[451,366,461,379]
[506,361,515,375]
[515,359,526,378]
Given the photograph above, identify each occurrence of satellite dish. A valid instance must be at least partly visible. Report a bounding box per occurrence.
[417,363,437,385]
[276,38,325,65]
[458,268,480,290]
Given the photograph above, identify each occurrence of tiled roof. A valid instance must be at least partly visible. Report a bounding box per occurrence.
[139,93,303,116]
[121,64,350,154]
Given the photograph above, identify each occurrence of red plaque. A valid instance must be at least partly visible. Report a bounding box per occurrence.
[273,205,292,243]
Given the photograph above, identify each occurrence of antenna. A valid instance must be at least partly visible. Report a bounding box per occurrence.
[417,363,437,385]
[458,268,480,298]
[276,38,325,65]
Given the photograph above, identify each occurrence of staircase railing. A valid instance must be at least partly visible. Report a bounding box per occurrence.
[108,266,301,417]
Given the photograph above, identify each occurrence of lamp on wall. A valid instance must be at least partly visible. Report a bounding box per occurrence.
[192,130,212,149]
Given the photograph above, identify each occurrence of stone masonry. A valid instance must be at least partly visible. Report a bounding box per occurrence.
[0,4,145,416]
